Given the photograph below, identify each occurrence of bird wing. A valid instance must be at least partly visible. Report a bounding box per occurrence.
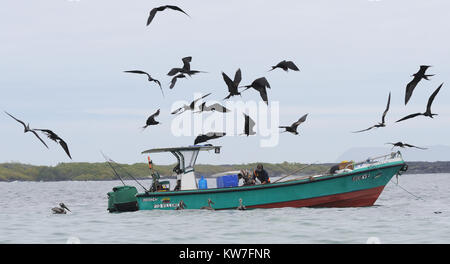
[403,143,427,150]
[169,77,177,89]
[166,5,190,17]
[170,75,184,89]
[150,79,164,97]
[395,113,423,123]
[233,68,242,86]
[57,138,72,159]
[195,132,225,144]
[243,114,256,135]
[405,75,421,105]
[182,56,192,71]
[194,135,208,145]
[30,129,49,149]
[146,8,160,26]
[124,70,148,76]
[292,114,308,128]
[254,77,271,89]
[222,72,237,93]
[171,106,188,115]
[269,60,285,71]
[426,83,443,113]
[150,109,160,119]
[285,61,300,71]
[381,92,391,124]
[352,125,376,133]
[190,93,212,108]
[257,88,269,105]
[167,68,183,76]
[4,111,26,129]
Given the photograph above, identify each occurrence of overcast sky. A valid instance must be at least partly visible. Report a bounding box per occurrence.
[1,0,449,166]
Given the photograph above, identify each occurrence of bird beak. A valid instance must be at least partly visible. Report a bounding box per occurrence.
[62,205,71,212]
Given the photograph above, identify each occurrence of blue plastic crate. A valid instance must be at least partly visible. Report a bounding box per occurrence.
[216,174,238,188]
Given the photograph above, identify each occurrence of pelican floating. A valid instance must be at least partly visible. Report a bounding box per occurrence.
[201,198,215,210]
[52,203,71,214]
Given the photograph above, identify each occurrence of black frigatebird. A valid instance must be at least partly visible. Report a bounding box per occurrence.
[269,60,300,72]
[35,129,72,159]
[194,132,226,145]
[385,142,427,150]
[222,68,242,100]
[353,92,391,133]
[147,5,190,26]
[123,70,164,97]
[405,65,434,105]
[396,83,443,123]
[142,109,160,130]
[4,111,49,149]
[279,114,308,135]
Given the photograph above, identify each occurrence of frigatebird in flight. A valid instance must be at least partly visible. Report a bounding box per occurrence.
[385,142,427,150]
[240,77,271,105]
[146,5,190,26]
[4,111,48,149]
[168,56,205,77]
[396,83,443,123]
[269,60,300,72]
[123,70,164,97]
[35,129,72,159]
[405,65,434,105]
[171,93,212,115]
[279,114,308,135]
[222,69,242,100]
[353,92,391,133]
[194,132,226,145]
[142,109,160,130]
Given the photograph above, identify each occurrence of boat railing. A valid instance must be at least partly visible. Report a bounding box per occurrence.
[353,151,403,169]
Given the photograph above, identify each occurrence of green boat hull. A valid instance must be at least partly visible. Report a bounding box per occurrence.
[135,160,406,210]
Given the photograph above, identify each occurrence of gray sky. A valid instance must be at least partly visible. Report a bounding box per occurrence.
[1,0,449,166]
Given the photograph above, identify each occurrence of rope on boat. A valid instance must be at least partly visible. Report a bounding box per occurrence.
[393,165,423,200]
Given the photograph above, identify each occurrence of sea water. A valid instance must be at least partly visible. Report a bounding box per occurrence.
[0,173,449,244]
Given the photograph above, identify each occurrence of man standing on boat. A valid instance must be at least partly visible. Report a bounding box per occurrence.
[253,164,270,184]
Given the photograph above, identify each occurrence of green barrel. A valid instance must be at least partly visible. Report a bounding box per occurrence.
[107,185,139,213]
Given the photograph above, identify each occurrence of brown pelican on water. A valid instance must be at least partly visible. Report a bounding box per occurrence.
[52,203,71,214]
[201,198,215,210]
[175,200,186,210]
[237,198,246,210]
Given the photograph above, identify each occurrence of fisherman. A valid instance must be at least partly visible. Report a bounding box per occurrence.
[253,164,270,184]
[148,157,162,192]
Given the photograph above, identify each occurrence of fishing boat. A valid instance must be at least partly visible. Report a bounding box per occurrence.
[107,145,407,212]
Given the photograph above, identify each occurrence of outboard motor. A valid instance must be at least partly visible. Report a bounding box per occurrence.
[107,185,139,213]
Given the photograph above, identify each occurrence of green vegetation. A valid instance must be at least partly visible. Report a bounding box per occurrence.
[0,161,448,182]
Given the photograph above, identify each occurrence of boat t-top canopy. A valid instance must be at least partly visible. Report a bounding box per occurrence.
[141,145,221,174]
[141,145,221,154]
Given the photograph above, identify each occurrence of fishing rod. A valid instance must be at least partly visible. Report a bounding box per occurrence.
[272,161,319,183]
[101,151,125,186]
[101,151,149,192]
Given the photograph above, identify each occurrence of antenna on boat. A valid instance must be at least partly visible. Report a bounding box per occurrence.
[100,151,149,192]
[101,151,125,186]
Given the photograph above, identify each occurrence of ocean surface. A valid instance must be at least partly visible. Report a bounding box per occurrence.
[0,173,449,244]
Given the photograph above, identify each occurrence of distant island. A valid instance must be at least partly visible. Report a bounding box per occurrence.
[1,161,449,182]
